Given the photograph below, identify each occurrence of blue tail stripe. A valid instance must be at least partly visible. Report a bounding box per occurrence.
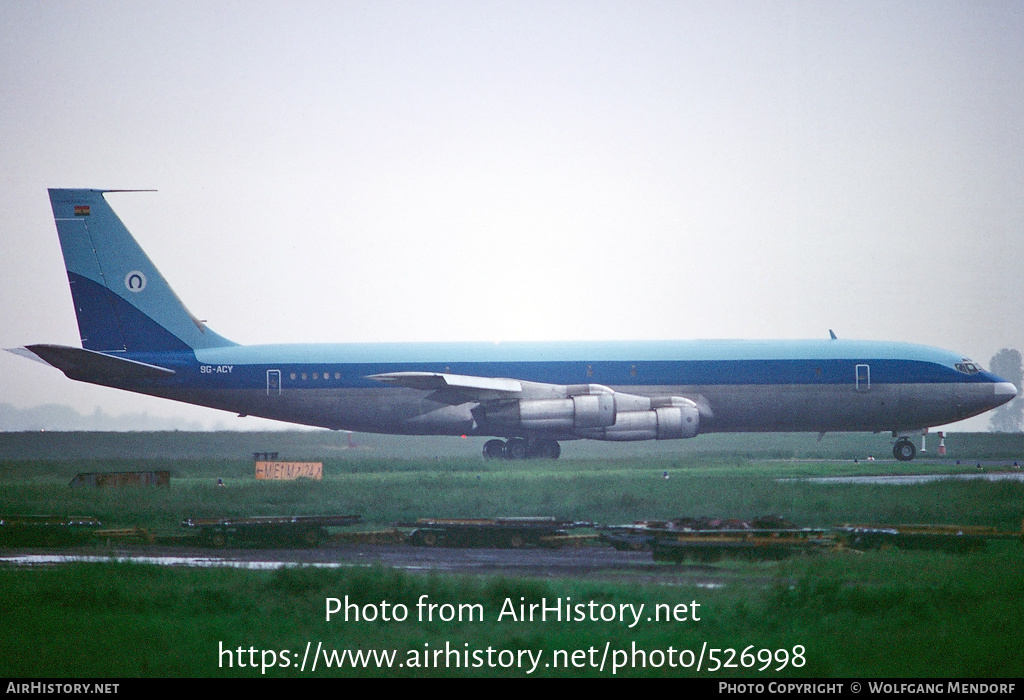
[68,273,192,352]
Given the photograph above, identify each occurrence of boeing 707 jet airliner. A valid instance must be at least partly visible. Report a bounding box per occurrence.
[11,189,1017,460]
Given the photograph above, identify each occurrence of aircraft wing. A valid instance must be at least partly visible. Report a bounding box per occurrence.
[367,371,612,403]
[368,370,701,440]
[367,371,522,393]
[367,371,523,404]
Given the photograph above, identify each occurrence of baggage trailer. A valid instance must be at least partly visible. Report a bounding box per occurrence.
[405,517,582,548]
[0,515,103,547]
[182,514,362,547]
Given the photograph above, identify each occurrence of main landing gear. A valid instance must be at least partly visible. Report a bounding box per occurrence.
[483,437,561,460]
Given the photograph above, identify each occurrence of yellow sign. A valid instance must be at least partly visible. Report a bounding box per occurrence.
[254,461,323,481]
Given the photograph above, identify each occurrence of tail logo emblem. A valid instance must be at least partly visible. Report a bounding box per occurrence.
[124,271,147,293]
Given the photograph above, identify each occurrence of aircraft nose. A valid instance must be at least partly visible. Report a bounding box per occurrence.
[994,381,1018,404]
[956,376,1017,420]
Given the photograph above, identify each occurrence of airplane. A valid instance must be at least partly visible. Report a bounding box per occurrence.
[9,188,1018,461]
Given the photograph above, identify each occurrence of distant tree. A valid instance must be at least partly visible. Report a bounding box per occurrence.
[988,348,1023,432]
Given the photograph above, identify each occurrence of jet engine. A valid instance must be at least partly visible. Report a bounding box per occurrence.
[579,397,700,441]
[474,390,699,441]
[474,392,616,432]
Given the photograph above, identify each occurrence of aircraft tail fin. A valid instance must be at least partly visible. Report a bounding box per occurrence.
[47,189,236,353]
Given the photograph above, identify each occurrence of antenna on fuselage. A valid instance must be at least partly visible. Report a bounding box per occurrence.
[829,329,838,340]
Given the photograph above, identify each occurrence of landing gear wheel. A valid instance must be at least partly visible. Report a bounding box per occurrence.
[483,439,507,460]
[506,438,529,460]
[894,439,917,462]
[529,438,561,459]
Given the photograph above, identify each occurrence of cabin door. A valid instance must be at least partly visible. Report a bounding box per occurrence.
[267,369,282,396]
[855,364,870,392]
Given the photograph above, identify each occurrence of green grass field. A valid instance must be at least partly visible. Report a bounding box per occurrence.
[1,547,1022,677]
[1,431,1023,678]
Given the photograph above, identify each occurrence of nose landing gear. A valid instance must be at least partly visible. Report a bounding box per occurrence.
[893,438,917,462]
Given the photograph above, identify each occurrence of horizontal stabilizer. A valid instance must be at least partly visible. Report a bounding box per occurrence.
[20,344,175,382]
[5,346,53,367]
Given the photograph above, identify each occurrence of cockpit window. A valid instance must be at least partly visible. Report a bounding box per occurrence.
[955,359,981,374]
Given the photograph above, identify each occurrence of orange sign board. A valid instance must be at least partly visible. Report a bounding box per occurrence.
[254,461,323,481]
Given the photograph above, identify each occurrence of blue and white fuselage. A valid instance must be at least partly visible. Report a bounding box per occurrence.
[16,190,1016,461]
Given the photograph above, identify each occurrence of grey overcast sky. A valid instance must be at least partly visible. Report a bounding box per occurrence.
[1,1,1022,430]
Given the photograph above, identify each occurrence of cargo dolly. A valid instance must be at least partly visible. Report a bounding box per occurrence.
[0,515,103,547]
[182,514,362,547]
[648,527,838,562]
[404,516,586,548]
[834,523,1021,554]
[602,516,837,562]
